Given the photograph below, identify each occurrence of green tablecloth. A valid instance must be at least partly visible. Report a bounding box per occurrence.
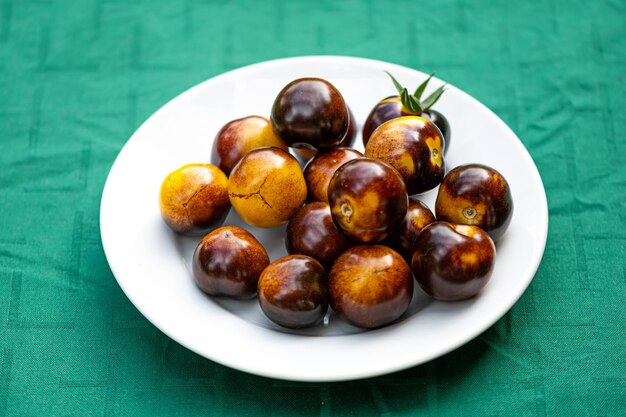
[1,0,624,415]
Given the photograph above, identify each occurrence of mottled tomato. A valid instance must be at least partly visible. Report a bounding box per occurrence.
[303,147,363,203]
[211,115,287,175]
[328,158,408,243]
[329,245,413,329]
[365,116,445,195]
[411,222,495,301]
[159,163,230,235]
[363,72,450,153]
[435,164,513,241]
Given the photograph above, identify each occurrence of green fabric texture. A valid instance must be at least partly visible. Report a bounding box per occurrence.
[1,0,624,415]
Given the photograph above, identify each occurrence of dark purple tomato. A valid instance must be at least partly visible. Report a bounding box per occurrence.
[270,78,349,151]
[363,96,450,153]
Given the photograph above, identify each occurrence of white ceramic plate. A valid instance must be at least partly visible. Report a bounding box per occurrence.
[100,56,548,382]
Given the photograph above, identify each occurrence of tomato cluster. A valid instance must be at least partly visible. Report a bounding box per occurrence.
[158,73,513,330]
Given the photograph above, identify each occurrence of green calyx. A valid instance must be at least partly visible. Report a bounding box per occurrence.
[384,70,447,114]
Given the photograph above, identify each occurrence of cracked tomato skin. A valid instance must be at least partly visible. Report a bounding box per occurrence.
[228,146,307,228]
[328,158,408,243]
[365,116,445,195]
[158,163,230,235]
[329,245,413,329]
[192,226,270,298]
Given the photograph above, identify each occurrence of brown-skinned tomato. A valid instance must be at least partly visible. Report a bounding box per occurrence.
[285,202,352,269]
[192,226,270,299]
[435,164,513,242]
[303,146,363,204]
[411,222,496,301]
[328,158,408,244]
[257,255,328,329]
[329,245,413,329]
[383,197,436,261]
[211,115,287,175]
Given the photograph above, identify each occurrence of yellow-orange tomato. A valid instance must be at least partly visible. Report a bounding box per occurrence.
[228,147,307,228]
[159,163,230,235]
[211,115,287,175]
